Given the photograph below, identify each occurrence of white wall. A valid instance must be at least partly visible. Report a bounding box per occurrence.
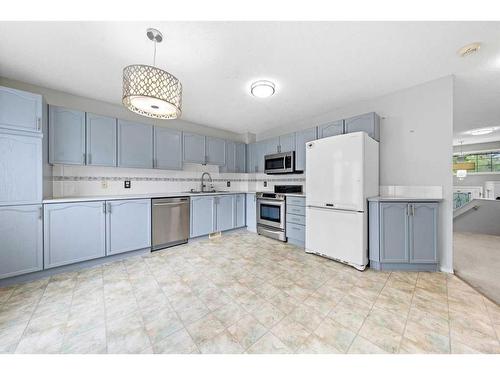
[0,76,246,143]
[258,76,455,272]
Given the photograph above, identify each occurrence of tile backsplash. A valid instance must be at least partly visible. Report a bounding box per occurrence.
[51,164,306,198]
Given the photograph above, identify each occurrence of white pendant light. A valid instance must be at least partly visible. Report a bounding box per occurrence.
[123,28,182,119]
[456,169,467,180]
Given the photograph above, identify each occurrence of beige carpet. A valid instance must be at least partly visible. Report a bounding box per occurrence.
[454,231,500,304]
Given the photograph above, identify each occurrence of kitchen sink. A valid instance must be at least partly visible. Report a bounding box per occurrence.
[184,190,227,194]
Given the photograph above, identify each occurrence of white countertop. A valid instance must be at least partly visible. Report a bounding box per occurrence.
[367,196,443,202]
[43,191,248,204]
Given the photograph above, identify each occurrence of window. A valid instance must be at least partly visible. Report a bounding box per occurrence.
[453,151,500,173]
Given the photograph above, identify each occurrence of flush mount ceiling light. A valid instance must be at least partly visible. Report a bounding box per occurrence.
[466,127,499,136]
[457,42,481,57]
[122,28,182,119]
[250,80,276,98]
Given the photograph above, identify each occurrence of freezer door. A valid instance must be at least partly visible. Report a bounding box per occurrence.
[305,133,364,211]
[305,206,367,269]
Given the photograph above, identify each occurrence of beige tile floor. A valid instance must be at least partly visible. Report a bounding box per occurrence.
[1,231,499,354]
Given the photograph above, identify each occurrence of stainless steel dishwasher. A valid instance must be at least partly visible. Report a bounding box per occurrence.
[152,197,190,251]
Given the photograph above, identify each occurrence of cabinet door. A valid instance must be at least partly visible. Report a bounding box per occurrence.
[44,201,106,268]
[409,203,438,263]
[206,136,226,166]
[190,196,215,237]
[0,86,42,133]
[246,143,256,173]
[234,194,246,228]
[279,133,295,153]
[344,112,380,141]
[255,141,266,172]
[266,137,280,154]
[183,132,206,164]
[49,106,86,165]
[295,127,317,171]
[0,132,42,206]
[318,120,343,139]
[0,205,43,279]
[117,120,153,168]
[223,141,236,172]
[106,199,151,255]
[245,193,256,232]
[235,143,246,173]
[380,203,409,263]
[154,127,182,170]
[216,195,234,232]
[86,113,117,167]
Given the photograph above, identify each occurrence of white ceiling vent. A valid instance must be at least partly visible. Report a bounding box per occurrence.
[457,42,481,57]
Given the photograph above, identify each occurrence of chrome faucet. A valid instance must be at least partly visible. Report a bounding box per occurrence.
[200,172,213,192]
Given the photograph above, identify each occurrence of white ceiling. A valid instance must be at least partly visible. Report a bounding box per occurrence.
[1,21,500,137]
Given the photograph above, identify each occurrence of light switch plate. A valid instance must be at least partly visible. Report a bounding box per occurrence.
[124,180,131,189]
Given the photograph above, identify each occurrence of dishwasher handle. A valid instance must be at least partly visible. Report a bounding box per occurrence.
[153,202,188,207]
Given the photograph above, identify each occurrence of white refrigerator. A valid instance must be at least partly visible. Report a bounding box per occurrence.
[305,132,379,270]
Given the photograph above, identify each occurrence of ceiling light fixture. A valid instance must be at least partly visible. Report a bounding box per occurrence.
[457,42,481,57]
[122,28,182,119]
[467,127,498,136]
[250,80,275,98]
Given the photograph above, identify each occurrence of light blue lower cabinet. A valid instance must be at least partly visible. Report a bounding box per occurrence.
[215,195,234,232]
[286,223,305,247]
[286,197,306,247]
[234,194,246,228]
[246,193,256,232]
[44,201,106,269]
[190,196,215,237]
[106,199,151,255]
[369,200,439,271]
[0,205,43,279]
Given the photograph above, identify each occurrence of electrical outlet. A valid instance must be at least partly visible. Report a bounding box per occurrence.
[124,180,131,189]
[227,181,231,187]
[263,181,267,187]
[101,180,108,189]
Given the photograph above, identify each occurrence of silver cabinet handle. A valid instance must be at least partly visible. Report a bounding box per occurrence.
[83,153,86,164]
[38,206,42,220]
[406,204,410,216]
[88,153,92,165]
[103,202,106,214]
[411,204,415,216]
[107,203,112,214]
[37,118,41,131]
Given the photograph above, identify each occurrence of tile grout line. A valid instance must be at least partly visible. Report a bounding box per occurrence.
[396,271,420,354]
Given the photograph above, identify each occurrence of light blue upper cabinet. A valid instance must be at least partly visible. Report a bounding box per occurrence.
[266,137,280,155]
[409,203,438,263]
[44,201,106,269]
[0,132,42,206]
[255,140,267,172]
[344,112,380,141]
[206,136,226,166]
[0,86,42,133]
[49,105,86,165]
[235,143,246,173]
[278,133,296,153]
[380,203,409,263]
[294,127,317,171]
[190,195,215,237]
[183,132,206,164]
[0,204,43,279]
[246,142,256,173]
[106,199,151,255]
[234,194,246,228]
[117,120,153,169]
[154,127,182,170]
[245,193,256,232]
[215,195,234,232]
[85,113,117,167]
[223,141,236,172]
[318,120,344,139]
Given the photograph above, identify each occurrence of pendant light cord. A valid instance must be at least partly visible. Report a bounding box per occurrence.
[153,39,157,67]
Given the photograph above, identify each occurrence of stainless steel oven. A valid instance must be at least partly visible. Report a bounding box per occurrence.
[265,151,296,174]
[256,192,286,241]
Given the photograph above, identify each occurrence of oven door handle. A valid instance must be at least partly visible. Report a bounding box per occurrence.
[257,199,285,205]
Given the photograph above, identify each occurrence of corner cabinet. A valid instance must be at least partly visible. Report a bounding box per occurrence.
[368,199,439,271]
[0,86,43,133]
[49,105,86,165]
[0,205,43,279]
[117,120,153,169]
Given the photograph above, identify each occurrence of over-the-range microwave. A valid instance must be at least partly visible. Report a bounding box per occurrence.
[264,151,300,174]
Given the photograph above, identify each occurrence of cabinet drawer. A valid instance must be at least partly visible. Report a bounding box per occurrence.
[286,213,305,226]
[286,223,305,241]
[286,196,306,207]
[287,204,305,216]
